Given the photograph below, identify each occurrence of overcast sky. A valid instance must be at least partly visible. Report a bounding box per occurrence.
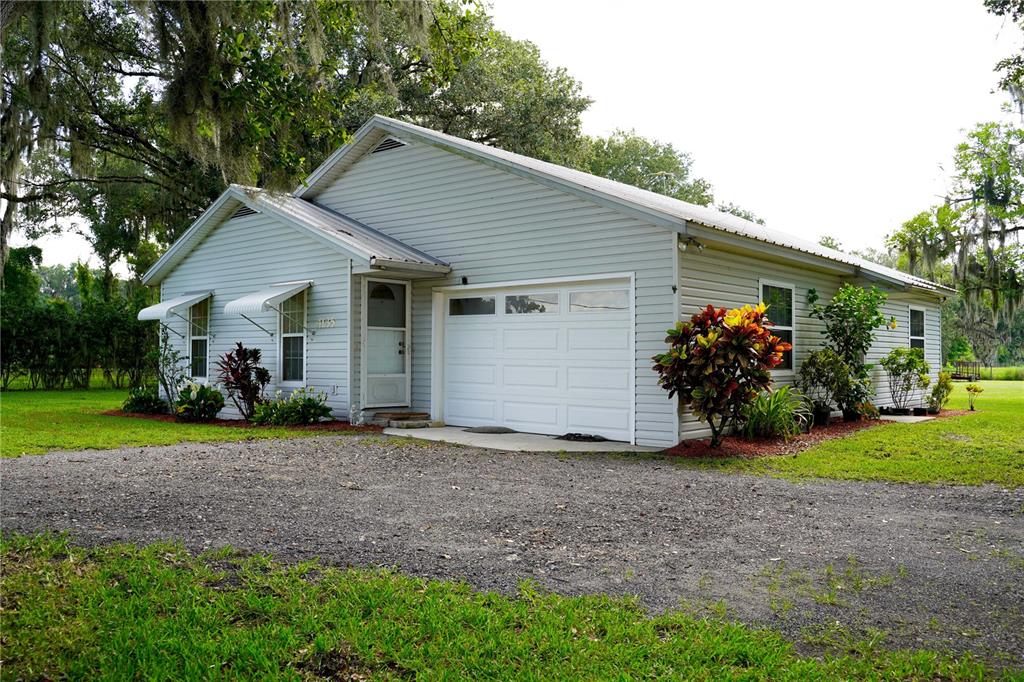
[489,0,1020,250]
[14,0,1020,269]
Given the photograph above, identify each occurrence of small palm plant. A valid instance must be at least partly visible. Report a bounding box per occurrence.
[965,383,983,411]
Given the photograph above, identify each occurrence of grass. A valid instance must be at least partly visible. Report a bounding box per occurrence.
[2,533,1015,681]
[684,380,1024,486]
[942,365,1024,381]
[0,388,359,458]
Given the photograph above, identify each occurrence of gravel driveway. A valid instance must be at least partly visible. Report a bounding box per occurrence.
[2,434,1022,663]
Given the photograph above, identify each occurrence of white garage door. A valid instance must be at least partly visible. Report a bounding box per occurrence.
[443,278,634,442]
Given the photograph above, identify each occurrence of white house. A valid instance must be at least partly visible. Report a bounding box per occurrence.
[138,115,950,447]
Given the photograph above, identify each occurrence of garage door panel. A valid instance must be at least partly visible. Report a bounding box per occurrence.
[447,328,497,350]
[503,401,561,428]
[446,363,496,386]
[446,397,496,422]
[503,327,560,352]
[443,278,633,442]
[503,364,560,389]
[567,327,630,351]
[567,405,631,433]
[567,366,630,391]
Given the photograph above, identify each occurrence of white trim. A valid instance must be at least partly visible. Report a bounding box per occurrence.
[431,272,637,444]
[758,278,796,374]
[671,232,680,442]
[361,277,412,409]
[187,298,211,383]
[909,305,926,349]
[278,289,307,387]
[432,272,636,293]
[346,259,354,420]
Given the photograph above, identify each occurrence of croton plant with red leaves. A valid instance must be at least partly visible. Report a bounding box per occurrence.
[653,303,792,447]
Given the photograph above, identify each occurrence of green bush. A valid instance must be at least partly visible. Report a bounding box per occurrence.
[174,383,224,422]
[880,348,931,410]
[740,386,812,440]
[929,372,954,412]
[797,348,851,411]
[252,387,333,426]
[122,385,168,414]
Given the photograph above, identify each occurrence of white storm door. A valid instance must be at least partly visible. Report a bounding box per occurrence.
[364,279,410,408]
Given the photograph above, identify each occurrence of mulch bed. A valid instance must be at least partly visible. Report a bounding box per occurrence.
[100,410,383,432]
[664,408,976,459]
[664,419,879,459]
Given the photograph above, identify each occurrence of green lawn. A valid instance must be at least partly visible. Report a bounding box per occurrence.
[0,389,357,458]
[1,533,1012,681]
[687,380,1024,487]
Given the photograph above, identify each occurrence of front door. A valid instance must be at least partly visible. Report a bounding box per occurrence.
[364,279,410,407]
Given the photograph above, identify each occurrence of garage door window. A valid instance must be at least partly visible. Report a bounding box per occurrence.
[569,289,629,312]
[449,296,495,316]
[506,292,558,314]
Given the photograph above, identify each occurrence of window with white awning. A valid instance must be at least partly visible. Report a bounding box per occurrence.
[137,291,213,338]
[222,281,313,338]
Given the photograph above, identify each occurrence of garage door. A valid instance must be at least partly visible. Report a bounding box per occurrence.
[443,278,633,442]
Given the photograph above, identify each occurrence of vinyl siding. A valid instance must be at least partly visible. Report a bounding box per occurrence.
[677,245,943,439]
[159,212,351,419]
[315,140,678,447]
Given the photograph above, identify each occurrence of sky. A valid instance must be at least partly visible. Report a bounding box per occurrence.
[12,0,1021,270]
[488,0,1020,250]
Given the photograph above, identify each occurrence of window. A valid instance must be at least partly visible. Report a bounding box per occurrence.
[909,308,925,350]
[760,282,794,370]
[568,289,629,312]
[505,292,558,314]
[449,297,495,315]
[368,282,406,328]
[188,298,210,379]
[280,290,306,382]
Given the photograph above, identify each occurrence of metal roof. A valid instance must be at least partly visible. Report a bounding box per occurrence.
[238,186,449,270]
[301,116,950,294]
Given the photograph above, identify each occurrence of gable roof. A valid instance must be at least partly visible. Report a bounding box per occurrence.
[141,184,449,285]
[297,115,951,295]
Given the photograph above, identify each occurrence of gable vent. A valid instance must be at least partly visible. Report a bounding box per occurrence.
[230,206,259,220]
[371,137,407,154]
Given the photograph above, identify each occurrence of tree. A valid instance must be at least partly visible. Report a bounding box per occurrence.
[577,130,762,222]
[887,123,1023,364]
[818,235,843,250]
[2,0,474,274]
[984,0,1024,112]
[653,303,791,447]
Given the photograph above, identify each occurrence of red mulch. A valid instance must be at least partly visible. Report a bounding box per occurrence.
[100,410,383,432]
[663,408,976,460]
[664,419,879,459]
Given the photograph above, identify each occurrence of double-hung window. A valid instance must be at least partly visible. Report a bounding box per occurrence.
[909,307,925,350]
[760,281,794,370]
[280,290,306,383]
[189,298,210,380]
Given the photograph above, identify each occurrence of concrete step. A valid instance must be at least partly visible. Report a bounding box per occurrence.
[387,419,442,429]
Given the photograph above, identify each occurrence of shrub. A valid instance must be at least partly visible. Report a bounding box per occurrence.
[856,401,880,420]
[216,343,271,420]
[150,327,189,405]
[653,303,791,447]
[965,383,983,410]
[122,385,168,414]
[929,372,954,412]
[807,284,894,412]
[797,348,851,411]
[879,348,931,410]
[740,386,812,440]
[174,382,225,422]
[252,387,333,426]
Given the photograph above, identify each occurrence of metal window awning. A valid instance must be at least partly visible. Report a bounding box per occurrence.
[137,291,212,321]
[223,280,312,337]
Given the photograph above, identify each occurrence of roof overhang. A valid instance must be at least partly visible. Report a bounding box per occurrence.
[137,291,212,321]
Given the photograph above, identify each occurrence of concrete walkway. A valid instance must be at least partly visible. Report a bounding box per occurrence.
[382,426,662,452]
[878,414,935,423]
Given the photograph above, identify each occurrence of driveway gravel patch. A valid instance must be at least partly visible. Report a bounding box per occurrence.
[2,435,1022,664]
